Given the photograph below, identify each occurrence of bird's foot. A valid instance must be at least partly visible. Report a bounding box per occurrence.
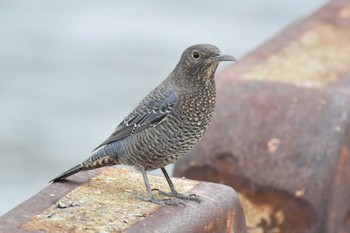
[134,193,185,206]
[151,189,201,203]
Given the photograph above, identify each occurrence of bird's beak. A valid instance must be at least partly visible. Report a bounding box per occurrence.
[212,54,238,63]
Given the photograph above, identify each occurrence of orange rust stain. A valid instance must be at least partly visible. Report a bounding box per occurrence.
[204,222,214,233]
[295,188,306,198]
[338,5,350,19]
[226,210,235,233]
[335,146,349,183]
[267,138,281,153]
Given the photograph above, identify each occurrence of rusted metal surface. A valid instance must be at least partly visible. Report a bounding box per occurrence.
[174,0,350,232]
[125,182,246,233]
[0,167,246,233]
[0,169,102,233]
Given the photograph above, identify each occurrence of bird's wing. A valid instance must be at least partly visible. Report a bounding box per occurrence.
[92,90,178,151]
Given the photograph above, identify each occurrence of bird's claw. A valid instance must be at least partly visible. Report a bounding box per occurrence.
[151,188,201,203]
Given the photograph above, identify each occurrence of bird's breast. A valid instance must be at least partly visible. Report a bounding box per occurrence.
[172,84,216,134]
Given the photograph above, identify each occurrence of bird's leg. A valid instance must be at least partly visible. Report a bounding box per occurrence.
[135,167,183,206]
[152,167,201,203]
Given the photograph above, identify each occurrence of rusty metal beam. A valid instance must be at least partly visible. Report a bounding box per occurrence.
[0,168,246,233]
[174,0,350,232]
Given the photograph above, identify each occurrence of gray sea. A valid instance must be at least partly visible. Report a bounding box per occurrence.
[0,0,325,215]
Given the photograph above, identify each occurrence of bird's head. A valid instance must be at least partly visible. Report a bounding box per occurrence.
[177,44,236,82]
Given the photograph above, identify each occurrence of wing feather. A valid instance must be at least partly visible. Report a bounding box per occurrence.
[92,90,177,151]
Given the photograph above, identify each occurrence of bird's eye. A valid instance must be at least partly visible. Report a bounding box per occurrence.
[192,50,200,60]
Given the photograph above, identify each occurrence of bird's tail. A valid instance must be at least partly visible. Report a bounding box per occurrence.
[50,149,119,183]
[50,164,85,183]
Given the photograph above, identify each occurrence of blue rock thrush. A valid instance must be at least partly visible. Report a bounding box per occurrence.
[51,44,236,205]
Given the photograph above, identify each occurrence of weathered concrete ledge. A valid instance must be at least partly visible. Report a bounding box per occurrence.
[0,167,246,233]
[174,0,350,232]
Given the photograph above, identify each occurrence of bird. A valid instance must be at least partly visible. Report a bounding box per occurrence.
[50,44,237,205]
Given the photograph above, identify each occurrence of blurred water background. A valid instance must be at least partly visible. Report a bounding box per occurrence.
[0,0,325,215]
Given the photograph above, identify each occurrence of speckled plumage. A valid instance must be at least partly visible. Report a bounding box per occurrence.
[51,44,236,204]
